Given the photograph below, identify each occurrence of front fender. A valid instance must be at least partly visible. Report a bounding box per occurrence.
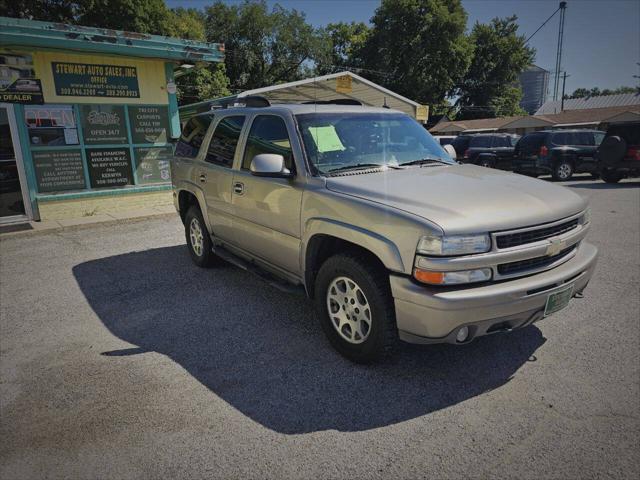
[301,218,406,273]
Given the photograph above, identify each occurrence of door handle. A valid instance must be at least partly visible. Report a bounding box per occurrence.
[199,173,207,183]
[233,182,244,195]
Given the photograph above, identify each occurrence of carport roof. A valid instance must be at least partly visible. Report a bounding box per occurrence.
[179,71,427,122]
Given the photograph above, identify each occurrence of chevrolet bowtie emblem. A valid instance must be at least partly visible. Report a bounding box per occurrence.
[546,237,564,256]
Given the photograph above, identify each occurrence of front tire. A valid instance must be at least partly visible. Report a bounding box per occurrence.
[552,160,573,181]
[184,205,217,268]
[314,252,397,363]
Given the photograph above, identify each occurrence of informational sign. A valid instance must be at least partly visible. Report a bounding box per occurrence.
[80,105,128,144]
[24,105,78,146]
[335,75,352,94]
[32,149,85,192]
[129,106,169,144]
[86,148,133,188]
[52,62,140,98]
[134,146,172,184]
[0,51,44,104]
[416,104,429,122]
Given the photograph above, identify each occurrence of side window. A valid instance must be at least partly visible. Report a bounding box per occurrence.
[551,132,569,145]
[242,115,294,171]
[575,132,593,145]
[205,116,245,167]
[175,116,212,158]
[594,132,605,145]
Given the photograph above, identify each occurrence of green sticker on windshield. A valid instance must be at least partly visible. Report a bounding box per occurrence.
[308,126,345,153]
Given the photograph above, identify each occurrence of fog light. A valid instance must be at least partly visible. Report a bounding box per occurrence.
[456,326,469,343]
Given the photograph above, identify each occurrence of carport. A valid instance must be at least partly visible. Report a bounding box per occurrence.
[179,71,428,123]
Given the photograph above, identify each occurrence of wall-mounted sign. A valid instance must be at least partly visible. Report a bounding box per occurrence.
[52,62,140,98]
[134,146,172,184]
[335,75,352,94]
[86,148,133,188]
[80,105,128,144]
[25,105,78,146]
[0,51,44,104]
[129,105,169,143]
[32,149,85,192]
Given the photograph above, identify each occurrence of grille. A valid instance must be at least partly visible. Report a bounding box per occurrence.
[497,246,575,276]
[496,218,579,249]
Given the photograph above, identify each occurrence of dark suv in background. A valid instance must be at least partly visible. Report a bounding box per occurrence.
[450,134,472,161]
[596,122,640,183]
[512,129,605,181]
[461,133,520,170]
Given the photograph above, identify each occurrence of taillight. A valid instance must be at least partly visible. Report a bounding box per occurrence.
[627,147,640,161]
[539,145,548,157]
[464,149,470,158]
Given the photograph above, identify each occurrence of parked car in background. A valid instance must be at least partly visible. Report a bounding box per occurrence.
[432,135,457,147]
[596,122,640,183]
[451,134,472,161]
[461,133,520,170]
[512,129,605,181]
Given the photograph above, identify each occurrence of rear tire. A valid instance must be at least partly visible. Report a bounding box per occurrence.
[184,205,217,268]
[601,169,623,184]
[552,160,573,181]
[314,252,397,363]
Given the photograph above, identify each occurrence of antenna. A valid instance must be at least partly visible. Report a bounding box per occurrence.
[553,1,567,101]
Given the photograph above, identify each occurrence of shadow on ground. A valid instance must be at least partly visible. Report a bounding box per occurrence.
[566,180,640,190]
[73,246,545,434]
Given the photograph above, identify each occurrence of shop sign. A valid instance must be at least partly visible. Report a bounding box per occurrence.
[86,148,133,188]
[52,62,140,98]
[129,105,169,143]
[134,146,172,184]
[336,75,352,94]
[0,52,44,104]
[32,149,85,192]
[80,105,128,144]
[25,105,78,146]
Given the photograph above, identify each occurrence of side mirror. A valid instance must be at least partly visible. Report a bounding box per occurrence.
[249,153,292,178]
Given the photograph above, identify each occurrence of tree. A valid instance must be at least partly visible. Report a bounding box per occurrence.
[566,85,637,99]
[314,22,370,75]
[204,0,324,91]
[357,0,472,105]
[456,15,535,119]
[0,0,77,22]
[78,0,170,35]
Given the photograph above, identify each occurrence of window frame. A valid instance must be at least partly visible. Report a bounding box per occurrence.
[241,113,295,173]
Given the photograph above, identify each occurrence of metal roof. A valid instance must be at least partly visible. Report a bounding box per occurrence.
[0,16,224,63]
[180,71,427,122]
[535,92,640,115]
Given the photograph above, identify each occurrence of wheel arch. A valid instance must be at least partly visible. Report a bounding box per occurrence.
[176,183,209,228]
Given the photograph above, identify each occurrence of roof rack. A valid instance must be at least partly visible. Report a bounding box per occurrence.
[301,99,363,106]
[232,95,271,108]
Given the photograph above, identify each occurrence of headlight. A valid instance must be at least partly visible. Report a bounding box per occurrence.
[580,208,591,225]
[414,267,492,285]
[417,233,491,256]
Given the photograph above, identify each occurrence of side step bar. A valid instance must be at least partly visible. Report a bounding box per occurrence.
[212,245,305,296]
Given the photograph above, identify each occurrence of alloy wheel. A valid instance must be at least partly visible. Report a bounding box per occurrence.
[326,276,372,344]
[189,217,204,257]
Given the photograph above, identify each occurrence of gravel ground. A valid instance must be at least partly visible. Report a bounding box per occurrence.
[1,178,639,479]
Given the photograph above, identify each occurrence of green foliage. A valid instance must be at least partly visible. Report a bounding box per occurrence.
[204,0,324,90]
[357,0,473,105]
[165,8,207,41]
[0,0,77,22]
[565,86,638,99]
[176,63,231,106]
[315,22,370,75]
[456,15,535,119]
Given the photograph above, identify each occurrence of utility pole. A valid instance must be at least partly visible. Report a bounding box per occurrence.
[560,71,569,111]
[553,1,567,101]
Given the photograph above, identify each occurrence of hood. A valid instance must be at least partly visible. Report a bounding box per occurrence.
[325,164,587,234]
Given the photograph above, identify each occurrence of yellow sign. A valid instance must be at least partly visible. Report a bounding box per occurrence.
[416,104,429,122]
[32,51,169,105]
[335,75,352,94]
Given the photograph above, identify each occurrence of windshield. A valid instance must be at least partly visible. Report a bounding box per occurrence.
[295,112,454,174]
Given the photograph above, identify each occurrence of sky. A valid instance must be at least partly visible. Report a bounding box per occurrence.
[166,0,640,96]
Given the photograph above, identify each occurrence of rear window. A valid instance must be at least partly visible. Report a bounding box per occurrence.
[452,135,471,150]
[469,136,492,148]
[175,116,212,158]
[518,133,546,150]
[493,136,516,147]
[205,116,245,167]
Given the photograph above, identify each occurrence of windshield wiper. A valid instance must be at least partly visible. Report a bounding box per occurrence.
[399,156,450,167]
[326,163,396,174]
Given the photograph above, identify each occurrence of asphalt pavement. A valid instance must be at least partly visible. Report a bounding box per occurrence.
[1,177,639,479]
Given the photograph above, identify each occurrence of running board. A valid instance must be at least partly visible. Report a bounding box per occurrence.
[212,245,305,295]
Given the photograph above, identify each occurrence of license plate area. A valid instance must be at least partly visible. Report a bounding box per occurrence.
[544,284,574,316]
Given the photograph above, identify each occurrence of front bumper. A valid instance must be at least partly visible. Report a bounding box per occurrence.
[390,241,598,344]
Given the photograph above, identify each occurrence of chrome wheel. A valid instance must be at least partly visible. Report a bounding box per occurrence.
[189,217,204,257]
[326,276,372,344]
[557,163,571,179]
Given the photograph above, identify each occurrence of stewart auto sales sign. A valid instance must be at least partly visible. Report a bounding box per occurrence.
[0,52,44,104]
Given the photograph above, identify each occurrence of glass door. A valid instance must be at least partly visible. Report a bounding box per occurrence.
[0,104,31,222]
